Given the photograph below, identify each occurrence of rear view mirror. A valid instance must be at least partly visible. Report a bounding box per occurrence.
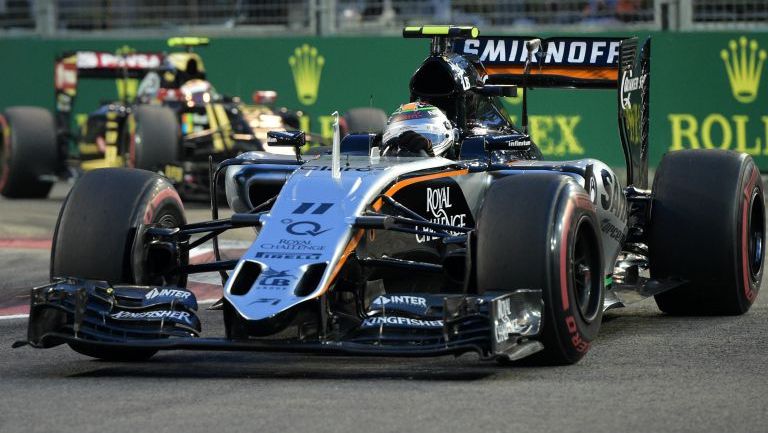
[267,130,305,148]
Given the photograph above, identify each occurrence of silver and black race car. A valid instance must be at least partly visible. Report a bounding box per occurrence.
[16,26,765,365]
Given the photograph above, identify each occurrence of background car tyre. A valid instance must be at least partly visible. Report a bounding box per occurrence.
[51,168,187,361]
[475,174,604,365]
[0,107,58,198]
[127,105,180,171]
[650,149,765,315]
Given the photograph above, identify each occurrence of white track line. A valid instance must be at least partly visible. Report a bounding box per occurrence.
[0,314,29,321]
[0,241,244,319]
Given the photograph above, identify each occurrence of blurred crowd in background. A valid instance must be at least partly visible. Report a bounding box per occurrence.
[0,0,764,34]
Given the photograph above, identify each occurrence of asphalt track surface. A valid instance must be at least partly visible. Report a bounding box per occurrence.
[1,182,767,433]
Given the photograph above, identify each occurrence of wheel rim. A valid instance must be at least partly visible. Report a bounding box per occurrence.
[748,190,765,281]
[571,218,601,323]
[136,201,185,287]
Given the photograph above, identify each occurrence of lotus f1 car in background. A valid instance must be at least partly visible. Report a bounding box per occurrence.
[17,26,764,365]
[0,37,282,199]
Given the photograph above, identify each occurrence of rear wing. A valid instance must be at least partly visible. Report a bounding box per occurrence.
[453,37,624,89]
[403,27,650,188]
[55,51,164,98]
[54,51,165,136]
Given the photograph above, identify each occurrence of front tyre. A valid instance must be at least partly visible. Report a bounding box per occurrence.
[476,174,604,365]
[51,168,186,361]
[51,168,186,286]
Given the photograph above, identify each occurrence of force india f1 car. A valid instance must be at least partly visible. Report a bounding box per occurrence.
[16,27,765,365]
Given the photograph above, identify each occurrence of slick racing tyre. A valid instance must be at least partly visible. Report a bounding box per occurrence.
[476,174,604,365]
[0,107,58,198]
[127,105,179,171]
[51,168,187,361]
[650,149,765,315]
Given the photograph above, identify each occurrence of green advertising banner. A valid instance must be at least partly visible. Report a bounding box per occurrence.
[0,32,766,170]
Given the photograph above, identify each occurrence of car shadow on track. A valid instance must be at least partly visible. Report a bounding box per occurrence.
[66,353,499,381]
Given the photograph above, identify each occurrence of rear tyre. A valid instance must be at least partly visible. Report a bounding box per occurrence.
[0,107,58,198]
[475,174,604,365]
[128,105,179,171]
[650,149,764,315]
[51,168,186,361]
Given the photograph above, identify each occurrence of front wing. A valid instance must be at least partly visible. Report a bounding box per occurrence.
[17,278,544,362]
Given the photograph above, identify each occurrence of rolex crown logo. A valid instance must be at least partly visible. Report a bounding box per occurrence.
[289,44,325,106]
[721,36,767,104]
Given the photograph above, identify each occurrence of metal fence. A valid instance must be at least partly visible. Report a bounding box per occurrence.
[0,0,765,36]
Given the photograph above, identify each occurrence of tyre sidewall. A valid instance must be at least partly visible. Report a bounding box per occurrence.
[0,114,10,193]
[543,188,604,363]
[51,168,185,286]
[475,174,604,365]
[735,158,763,311]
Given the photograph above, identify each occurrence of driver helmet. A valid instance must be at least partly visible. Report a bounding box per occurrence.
[382,102,454,156]
[179,79,216,104]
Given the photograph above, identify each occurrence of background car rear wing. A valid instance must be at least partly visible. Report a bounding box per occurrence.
[405,26,650,189]
[54,50,165,134]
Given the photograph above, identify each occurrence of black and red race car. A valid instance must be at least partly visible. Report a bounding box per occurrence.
[0,38,293,199]
[16,26,764,366]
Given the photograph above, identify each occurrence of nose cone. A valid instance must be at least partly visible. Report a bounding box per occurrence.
[224,259,329,321]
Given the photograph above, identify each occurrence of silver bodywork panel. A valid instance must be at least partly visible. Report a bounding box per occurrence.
[224,153,459,321]
[223,152,628,322]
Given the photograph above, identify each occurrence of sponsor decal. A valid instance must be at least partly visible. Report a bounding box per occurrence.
[289,44,324,106]
[281,219,332,237]
[260,239,324,251]
[300,165,384,172]
[601,218,626,245]
[254,251,322,260]
[144,288,192,300]
[76,51,163,70]
[416,186,467,243]
[506,114,584,156]
[257,269,295,289]
[249,298,281,306]
[371,295,427,308]
[721,36,766,104]
[368,295,430,316]
[292,202,333,215]
[110,310,192,324]
[457,38,621,67]
[588,174,598,203]
[599,169,627,221]
[620,69,647,110]
[361,316,443,329]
